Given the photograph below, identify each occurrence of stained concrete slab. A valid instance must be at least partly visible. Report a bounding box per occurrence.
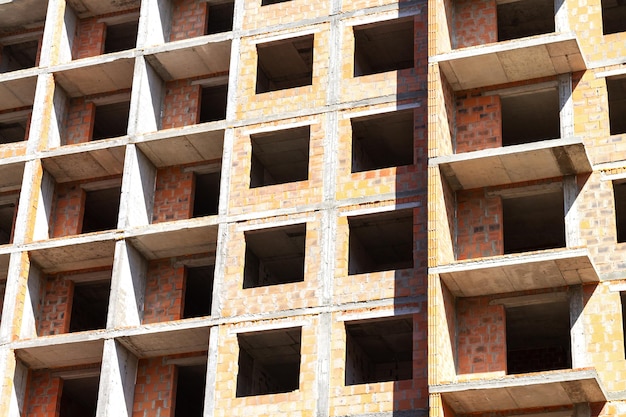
[431,248,599,297]
[28,234,117,273]
[431,137,592,190]
[0,73,38,111]
[15,336,104,369]
[0,0,47,33]
[431,33,586,91]
[66,0,140,18]
[54,54,135,97]
[431,369,607,414]
[144,35,232,81]
[0,160,25,191]
[117,322,211,358]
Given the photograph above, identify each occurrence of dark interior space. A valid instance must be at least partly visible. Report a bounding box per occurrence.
[183,265,215,318]
[174,363,207,416]
[602,0,626,35]
[69,280,111,332]
[92,101,130,140]
[103,20,138,53]
[351,109,413,172]
[607,76,626,136]
[501,89,560,146]
[0,117,29,143]
[502,190,565,254]
[497,0,555,41]
[348,209,413,275]
[81,186,121,233]
[199,84,228,123]
[0,202,16,244]
[193,172,221,217]
[59,375,100,417]
[236,327,301,397]
[345,316,413,385]
[262,0,291,4]
[353,18,413,77]
[614,181,626,243]
[256,35,314,93]
[621,292,626,358]
[243,223,306,288]
[250,126,310,187]
[206,1,234,34]
[0,39,38,72]
[506,300,571,374]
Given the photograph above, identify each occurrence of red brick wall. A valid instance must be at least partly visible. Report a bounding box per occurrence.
[49,183,85,238]
[454,0,497,48]
[132,357,176,417]
[64,98,95,145]
[170,0,208,42]
[73,18,106,59]
[456,188,503,260]
[152,166,194,223]
[456,296,506,374]
[455,93,502,153]
[143,260,184,324]
[24,371,62,417]
[161,80,201,129]
[38,274,73,336]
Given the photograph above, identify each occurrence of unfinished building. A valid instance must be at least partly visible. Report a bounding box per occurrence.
[0,0,622,417]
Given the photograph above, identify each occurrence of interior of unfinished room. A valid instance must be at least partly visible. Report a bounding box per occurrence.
[0,0,624,416]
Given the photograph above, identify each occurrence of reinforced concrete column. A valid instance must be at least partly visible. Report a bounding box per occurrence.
[96,339,138,417]
[569,285,587,369]
[118,144,156,229]
[137,0,173,48]
[107,240,147,329]
[39,0,77,66]
[128,56,166,136]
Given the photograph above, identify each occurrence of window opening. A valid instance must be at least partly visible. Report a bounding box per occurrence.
[193,172,220,217]
[497,0,555,41]
[183,265,215,318]
[256,35,314,93]
[614,181,626,243]
[353,18,413,77]
[59,375,100,417]
[0,40,38,72]
[173,363,207,416]
[602,0,626,35]
[92,101,130,140]
[206,1,234,34]
[104,21,138,53]
[262,0,291,5]
[199,84,228,123]
[607,76,626,136]
[69,280,110,332]
[501,89,560,146]
[0,114,29,143]
[81,186,121,233]
[0,201,16,244]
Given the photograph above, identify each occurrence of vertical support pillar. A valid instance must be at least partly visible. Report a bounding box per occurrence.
[569,285,587,369]
[96,339,138,417]
[203,325,220,417]
[574,403,591,417]
[39,0,77,66]
[118,144,156,229]
[128,56,166,136]
[564,175,580,248]
[108,241,147,329]
[559,73,574,139]
[554,0,569,33]
[137,0,173,48]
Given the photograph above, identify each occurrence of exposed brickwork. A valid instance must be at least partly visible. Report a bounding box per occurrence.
[453,0,497,48]
[152,166,194,223]
[161,80,201,129]
[49,182,85,238]
[64,98,95,145]
[143,259,184,324]
[73,17,106,59]
[456,188,503,260]
[37,274,73,336]
[24,370,62,417]
[455,93,502,152]
[170,0,208,41]
[132,357,177,417]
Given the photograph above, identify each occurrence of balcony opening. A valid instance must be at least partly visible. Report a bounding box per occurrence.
[256,35,314,93]
[348,209,413,275]
[502,190,565,254]
[0,201,16,244]
[199,84,228,123]
[174,363,207,416]
[104,21,138,53]
[250,126,310,187]
[501,88,560,146]
[614,181,626,243]
[236,327,301,397]
[607,76,626,135]
[0,113,30,143]
[602,0,626,35]
[69,280,110,332]
[183,265,215,318]
[506,300,571,374]
[497,0,555,41]
[351,109,413,172]
[81,186,121,233]
[92,101,130,140]
[345,316,413,385]
[60,375,100,417]
[243,223,306,288]
[206,1,234,34]
[262,0,291,4]
[193,172,220,217]
[353,18,413,77]
[0,39,38,72]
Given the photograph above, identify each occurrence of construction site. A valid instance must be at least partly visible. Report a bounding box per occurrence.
[0,0,623,416]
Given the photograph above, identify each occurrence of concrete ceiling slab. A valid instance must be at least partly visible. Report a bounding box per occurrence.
[117,323,210,358]
[54,55,135,97]
[0,160,25,191]
[42,142,126,183]
[137,126,225,167]
[126,220,219,259]
[15,337,104,369]
[144,36,232,81]
[431,248,599,297]
[66,0,139,18]
[0,74,37,111]
[29,235,117,273]
[431,369,607,414]
[431,33,586,91]
[0,0,47,33]
[431,137,592,190]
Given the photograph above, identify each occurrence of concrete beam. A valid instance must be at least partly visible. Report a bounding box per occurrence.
[431,369,607,414]
[96,340,138,417]
[431,33,585,91]
[431,137,592,190]
[431,248,599,297]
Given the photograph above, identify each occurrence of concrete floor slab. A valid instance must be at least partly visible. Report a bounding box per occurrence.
[431,248,599,297]
[431,137,592,190]
[431,33,585,91]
